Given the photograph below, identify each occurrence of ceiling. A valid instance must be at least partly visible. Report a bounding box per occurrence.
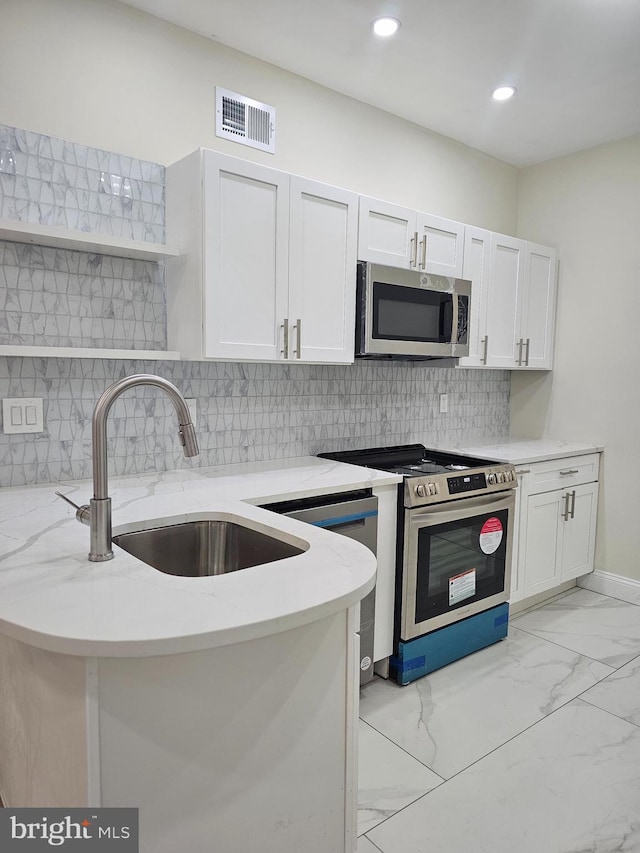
[118,0,640,167]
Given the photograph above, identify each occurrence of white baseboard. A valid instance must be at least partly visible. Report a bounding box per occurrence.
[579,570,640,606]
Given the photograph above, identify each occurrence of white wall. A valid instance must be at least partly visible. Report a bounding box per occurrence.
[0,0,518,233]
[513,134,640,580]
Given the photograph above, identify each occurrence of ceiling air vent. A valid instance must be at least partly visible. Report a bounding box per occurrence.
[215,87,276,154]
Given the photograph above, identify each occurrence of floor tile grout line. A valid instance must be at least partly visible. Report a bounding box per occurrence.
[508,623,637,671]
[359,665,640,840]
[358,717,447,784]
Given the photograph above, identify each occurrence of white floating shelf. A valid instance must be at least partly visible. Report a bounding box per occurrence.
[0,346,181,361]
[0,219,179,261]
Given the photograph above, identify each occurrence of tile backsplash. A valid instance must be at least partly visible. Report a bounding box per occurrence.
[0,124,510,488]
[0,241,165,350]
[0,124,165,243]
[0,358,510,487]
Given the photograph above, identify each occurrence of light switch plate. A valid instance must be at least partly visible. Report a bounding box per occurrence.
[2,398,44,434]
[439,393,448,414]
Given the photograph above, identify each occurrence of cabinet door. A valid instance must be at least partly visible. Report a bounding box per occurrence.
[520,242,557,369]
[415,213,465,277]
[458,226,491,367]
[357,196,416,268]
[203,152,290,360]
[560,482,599,581]
[485,233,525,368]
[288,178,358,363]
[521,490,563,596]
[509,467,531,603]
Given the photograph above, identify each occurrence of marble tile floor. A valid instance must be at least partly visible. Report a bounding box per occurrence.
[357,587,640,853]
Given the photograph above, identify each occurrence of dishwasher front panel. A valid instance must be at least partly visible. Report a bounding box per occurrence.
[262,492,378,685]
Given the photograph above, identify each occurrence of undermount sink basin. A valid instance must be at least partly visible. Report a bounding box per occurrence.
[113,519,305,577]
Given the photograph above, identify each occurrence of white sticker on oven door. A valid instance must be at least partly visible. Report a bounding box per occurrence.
[449,568,476,605]
[479,516,503,555]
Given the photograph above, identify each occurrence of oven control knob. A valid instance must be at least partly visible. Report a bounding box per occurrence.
[487,473,497,485]
[416,484,427,497]
[497,472,505,483]
[428,483,436,496]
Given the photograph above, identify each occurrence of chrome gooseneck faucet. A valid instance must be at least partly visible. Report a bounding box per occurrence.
[57,374,199,561]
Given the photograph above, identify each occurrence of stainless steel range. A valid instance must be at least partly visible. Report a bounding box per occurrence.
[319,444,517,684]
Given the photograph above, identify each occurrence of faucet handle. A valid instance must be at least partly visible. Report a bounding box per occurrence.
[55,491,91,526]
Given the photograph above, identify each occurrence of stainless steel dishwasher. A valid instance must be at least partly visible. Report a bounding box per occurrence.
[261,490,378,685]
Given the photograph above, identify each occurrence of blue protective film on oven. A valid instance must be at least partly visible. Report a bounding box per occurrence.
[390,602,510,685]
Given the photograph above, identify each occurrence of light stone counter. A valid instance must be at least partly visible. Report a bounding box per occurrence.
[0,456,400,658]
[437,437,603,465]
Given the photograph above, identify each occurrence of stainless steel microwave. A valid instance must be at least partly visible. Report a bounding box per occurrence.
[355,261,471,359]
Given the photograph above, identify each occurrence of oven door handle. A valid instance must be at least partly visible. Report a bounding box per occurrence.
[408,491,515,527]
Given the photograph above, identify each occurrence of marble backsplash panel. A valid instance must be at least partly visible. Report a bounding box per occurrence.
[0,123,165,243]
[0,241,166,350]
[0,123,166,351]
[0,358,510,487]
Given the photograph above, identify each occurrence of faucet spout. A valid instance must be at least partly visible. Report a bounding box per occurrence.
[89,374,199,562]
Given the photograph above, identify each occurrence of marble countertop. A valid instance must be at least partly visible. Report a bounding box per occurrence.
[0,457,400,658]
[436,438,603,465]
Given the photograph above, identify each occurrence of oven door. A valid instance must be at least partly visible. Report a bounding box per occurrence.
[401,490,514,641]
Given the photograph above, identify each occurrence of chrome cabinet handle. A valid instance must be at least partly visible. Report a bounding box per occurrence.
[281,318,289,359]
[562,492,571,521]
[570,489,576,519]
[524,337,531,366]
[481,335,489,365]
[294,318,301,358]
[516,338,523,366]
[419,235,427,269]
[515,469,531,475]
[410,231,418,267]
[559,468,579,476]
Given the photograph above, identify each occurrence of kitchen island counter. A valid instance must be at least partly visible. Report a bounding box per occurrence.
[0,456,399,658]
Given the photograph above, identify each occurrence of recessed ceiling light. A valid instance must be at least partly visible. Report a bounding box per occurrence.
[372,17,401,37]
[492,85,517,101]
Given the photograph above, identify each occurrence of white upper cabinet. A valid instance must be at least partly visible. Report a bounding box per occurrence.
[358,196,465,276]
[485,233,526,368]
[458,226,491,367]
[478,234,558,370]
[166,150,358,363]
[415,212,465,277]
[288,177,358,363]
[357,197,415,268]
[520,242,558,369]
[203,154,290,361]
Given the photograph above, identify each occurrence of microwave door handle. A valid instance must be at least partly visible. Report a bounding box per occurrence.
[450,294,459,345]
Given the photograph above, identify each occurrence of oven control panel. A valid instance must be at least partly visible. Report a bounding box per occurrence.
[448,472,487,494]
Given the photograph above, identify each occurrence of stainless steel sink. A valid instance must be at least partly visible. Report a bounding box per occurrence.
[113,519,305,577]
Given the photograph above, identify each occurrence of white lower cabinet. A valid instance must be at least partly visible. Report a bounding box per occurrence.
[166,150,358,363]
[510,454,600,604]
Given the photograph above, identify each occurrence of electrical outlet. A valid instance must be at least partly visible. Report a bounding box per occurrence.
[185,398,197,428]
[439,393,448,414]
[2,398,44,434]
